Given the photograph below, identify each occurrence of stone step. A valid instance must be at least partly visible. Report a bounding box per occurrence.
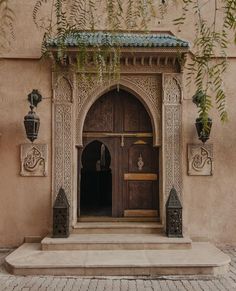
[41,234,192,251]
[78,216,159,222]
[72,222,163,234]
[5,242,230,276]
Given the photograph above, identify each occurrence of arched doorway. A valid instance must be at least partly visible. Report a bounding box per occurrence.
[80,141,112,216]
[78,89,159,218]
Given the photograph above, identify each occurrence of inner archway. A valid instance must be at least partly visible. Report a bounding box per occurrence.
[80,141,112,216]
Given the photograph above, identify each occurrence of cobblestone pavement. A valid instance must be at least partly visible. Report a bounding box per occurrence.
[0,247,236,290]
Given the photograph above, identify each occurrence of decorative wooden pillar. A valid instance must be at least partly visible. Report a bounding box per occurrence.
[166,187,183,238]
[53,187,70,238]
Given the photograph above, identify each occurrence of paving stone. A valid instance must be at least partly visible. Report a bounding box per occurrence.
[33,277,48,291]
[174,281,186,291]
[113,279,121,291]
[151,280,162,291]
[211,279,228,291]
[120,279,129,291]
[166,280,178,291]
[63,278,76,291]
[159,280,170,291]
[197,280,211,291]
[71,278,83,291]
[80,279,91,291]
[128,280,136,291]
[104,279,113,291]
[88,279,98,291]
[136,279,145,290]
[205,280,219,291]
[188,280,203,291]
[143,280,152,291]
[180,280,194,291]
[96,279,106,291]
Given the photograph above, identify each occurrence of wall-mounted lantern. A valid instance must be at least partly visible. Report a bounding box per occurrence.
[195,117,212,143]
[24,89,42,142]
[192,90,212,143]
[166,187,183,238]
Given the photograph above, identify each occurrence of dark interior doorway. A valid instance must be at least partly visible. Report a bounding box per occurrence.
[80,140,112,216]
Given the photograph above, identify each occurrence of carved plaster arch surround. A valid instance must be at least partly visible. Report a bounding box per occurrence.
[53,72,183,228]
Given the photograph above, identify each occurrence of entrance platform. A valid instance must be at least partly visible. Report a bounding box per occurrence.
[5,222,230,276]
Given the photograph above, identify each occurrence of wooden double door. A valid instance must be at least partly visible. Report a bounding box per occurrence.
[79,89,159,218]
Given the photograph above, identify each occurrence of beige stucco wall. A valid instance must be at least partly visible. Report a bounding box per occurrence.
[0,1,236,247]
[0,59,52,247]
[182,59,236,244]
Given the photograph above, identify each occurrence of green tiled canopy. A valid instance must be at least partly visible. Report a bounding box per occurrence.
[47,31,189,48]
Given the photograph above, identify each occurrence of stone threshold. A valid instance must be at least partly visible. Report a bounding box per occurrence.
[5,242,230,276]
[72,222,164,234]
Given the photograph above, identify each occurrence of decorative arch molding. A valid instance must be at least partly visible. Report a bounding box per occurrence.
[75,75,162,147]
[52,71,183,227]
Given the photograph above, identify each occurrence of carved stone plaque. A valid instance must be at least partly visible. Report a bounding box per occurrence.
[20,144,48,177]
[188,144,213,176]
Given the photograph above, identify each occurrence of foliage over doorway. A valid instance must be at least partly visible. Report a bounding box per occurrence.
[0,0,235,126]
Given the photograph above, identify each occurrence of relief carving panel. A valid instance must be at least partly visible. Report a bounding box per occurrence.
[163,74,182,202]
[20,144,48,177]
[53,74,73,206]
[54,74,73,103]
[54,104,73,202]
[188,144,213,176]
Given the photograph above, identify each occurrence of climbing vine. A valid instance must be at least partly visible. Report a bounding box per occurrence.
[0,0,236,124]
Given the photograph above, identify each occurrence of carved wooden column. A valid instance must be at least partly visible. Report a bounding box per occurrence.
[53,72,74,221]
[162,74,183,228]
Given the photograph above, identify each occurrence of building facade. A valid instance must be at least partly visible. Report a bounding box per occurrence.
[0,1,236,253]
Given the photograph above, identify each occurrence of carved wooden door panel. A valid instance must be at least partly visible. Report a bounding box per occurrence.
[80,89,159,218]
[121,137,159,217]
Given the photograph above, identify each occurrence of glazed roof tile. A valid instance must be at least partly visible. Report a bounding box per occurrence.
[47,31,189,48]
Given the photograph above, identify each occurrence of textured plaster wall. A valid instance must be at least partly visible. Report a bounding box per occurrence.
[0,60,52,247]
[0,1,236,246]
[182,60,236,244]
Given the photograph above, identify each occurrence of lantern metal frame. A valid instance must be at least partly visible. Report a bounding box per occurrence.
[166,187,183,238]
[24,90,42,143]
[53,187,70,238]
